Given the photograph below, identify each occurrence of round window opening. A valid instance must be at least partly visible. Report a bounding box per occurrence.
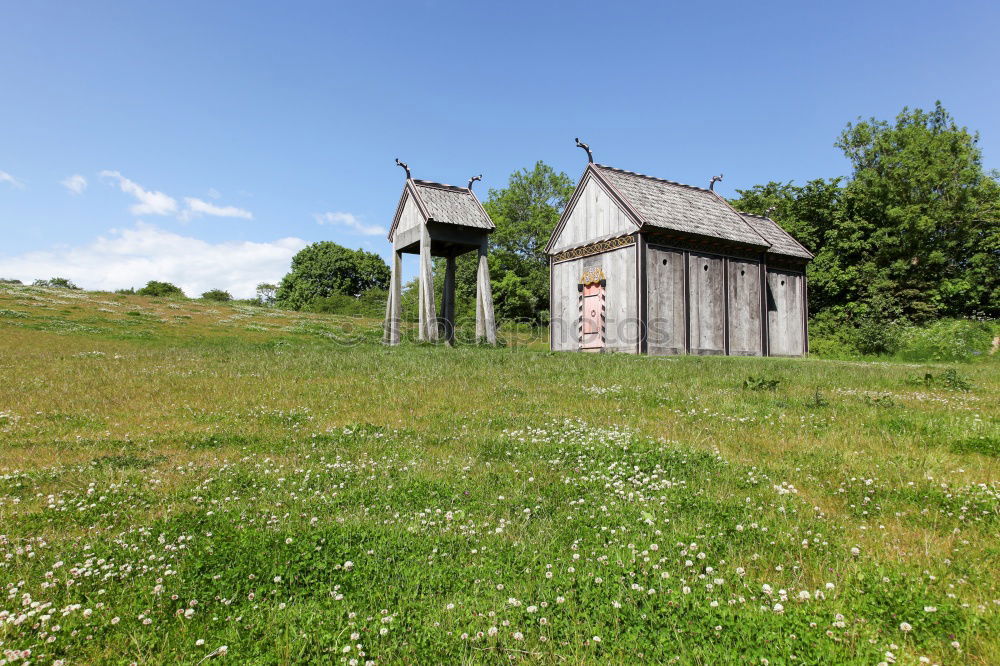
[740,269,745,276]
[703,264,709,271]
[662,259,667,266]
[781,280,786,286]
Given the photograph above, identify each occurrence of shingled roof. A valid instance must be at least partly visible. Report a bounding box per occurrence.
[738,212,814,259]
[591,164,769,248]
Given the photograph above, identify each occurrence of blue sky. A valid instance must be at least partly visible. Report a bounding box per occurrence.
[1,0,997,296]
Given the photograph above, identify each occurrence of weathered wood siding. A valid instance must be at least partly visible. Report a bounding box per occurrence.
[687,253,725,355]
[766,269,805,356]
[645,245,686,355]
[549,176,635,252]
[550,246,638,352]
[727,259,763,356]
[395,192,423,237]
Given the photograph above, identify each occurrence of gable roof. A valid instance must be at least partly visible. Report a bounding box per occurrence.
[738,212,814,259]
[388,179,494,241]
[589,164,769,247]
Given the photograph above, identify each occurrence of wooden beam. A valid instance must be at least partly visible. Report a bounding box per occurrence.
[759,253,769,357]
[418,225,438,342]
[383,249,402,345]
[442,256,456,346]
[475,240,497,344]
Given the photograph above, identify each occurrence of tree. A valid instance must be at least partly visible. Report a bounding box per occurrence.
[137,281,185,298]
[276,242,389,310]
[201,289,232,302]
[33,277,79,289]
[730,102,1000,324]
[446,161,575,323]
[256,282,278,306]
[835,102,999,319]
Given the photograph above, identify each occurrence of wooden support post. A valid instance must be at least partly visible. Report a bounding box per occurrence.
[442,255,456,345]
[418,226,438,342]
[383,248,402,345]
[475,241,496,344]
[759,253,769,357]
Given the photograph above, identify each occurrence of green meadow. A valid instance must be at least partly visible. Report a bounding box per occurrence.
[1,284,998,665]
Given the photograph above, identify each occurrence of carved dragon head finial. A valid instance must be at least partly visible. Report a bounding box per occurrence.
[575,137,593,163]
[394,158,411,180]
[709,174,724,191]
[467,174,482,190]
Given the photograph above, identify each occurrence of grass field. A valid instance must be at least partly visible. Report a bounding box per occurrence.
[1,284,998,665]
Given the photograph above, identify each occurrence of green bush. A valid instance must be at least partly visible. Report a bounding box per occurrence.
[201,289,233,302]
[305,288,387,317]
[895,319,995,362]
[137,281,185,298]
[33,277,80,289]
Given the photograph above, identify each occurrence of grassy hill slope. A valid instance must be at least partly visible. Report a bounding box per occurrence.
[1,284,998,664]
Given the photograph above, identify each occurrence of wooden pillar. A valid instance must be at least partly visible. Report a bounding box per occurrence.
[759,253,769,357]
[383,248,402,345]
[475,240,496,344]
[418,225,438,342]
[441,255,456,345]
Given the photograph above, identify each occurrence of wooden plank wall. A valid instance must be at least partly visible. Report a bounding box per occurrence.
[549,177,635,253]
[765,269,805,356]
[687,253,725,355]
[727,259,763,356]
[550,247,638,352]
[645,246,685,355]
[395,192,423,236]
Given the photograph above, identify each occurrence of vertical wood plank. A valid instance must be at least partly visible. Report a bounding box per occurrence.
[442,255,456,346]
[383,248,402,345]
[418,225,437,342]
[476,241,497,344]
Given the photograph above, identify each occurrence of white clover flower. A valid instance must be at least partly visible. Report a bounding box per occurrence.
[899,622,913,632]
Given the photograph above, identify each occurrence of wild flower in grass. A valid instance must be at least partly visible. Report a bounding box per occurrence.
[900,622,913,632]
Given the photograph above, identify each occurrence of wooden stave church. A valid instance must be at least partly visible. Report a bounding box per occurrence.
[545,159,813,356]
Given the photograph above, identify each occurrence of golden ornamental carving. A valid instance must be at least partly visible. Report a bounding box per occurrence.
[552,235,635,263]
[579,267,606,285]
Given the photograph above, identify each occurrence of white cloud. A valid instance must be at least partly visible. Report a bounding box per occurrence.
[181,197,253,221]
[100,170,178,216]
[315,211,385,236]
[0,222,307,298]
[1,171,25,189]
[61,174,88,195]
[207,188,221,199]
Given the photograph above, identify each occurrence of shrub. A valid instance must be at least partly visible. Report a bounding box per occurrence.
[33,277,80,289]
[742,376,781,391]
[137,281,185,298]
[895,319,995,362]
[306,288,387,317]
[201,289,233,302]
[115,287,136,295]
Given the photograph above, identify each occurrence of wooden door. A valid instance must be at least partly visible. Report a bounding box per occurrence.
[579,272,606,351]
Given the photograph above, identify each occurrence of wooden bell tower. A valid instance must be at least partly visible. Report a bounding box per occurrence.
[384,160,497,346]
